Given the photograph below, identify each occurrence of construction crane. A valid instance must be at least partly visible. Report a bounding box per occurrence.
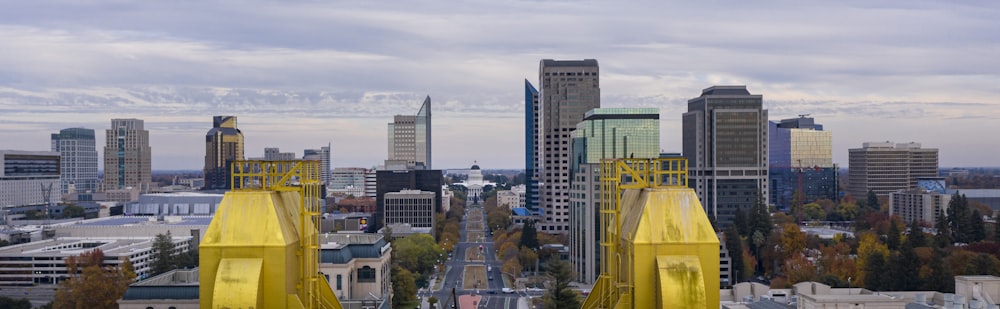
[199,160,343,309]
[582,158,720,309]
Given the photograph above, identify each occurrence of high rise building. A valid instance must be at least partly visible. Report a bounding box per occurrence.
[525,80,540,211]
[103,119,152,191]
[682,86,769,226]
[536,59,600,233]
[387,96,431,169]
[203,116,244,190]
[848,141,939,198]
[569,108,659,284]
[303,145,331,185]
[51,128,99,194]
[1,150,61,209]
[768,116,838,211]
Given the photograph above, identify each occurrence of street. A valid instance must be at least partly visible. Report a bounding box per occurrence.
[419,200,543,309]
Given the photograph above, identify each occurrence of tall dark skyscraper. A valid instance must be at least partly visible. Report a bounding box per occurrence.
[524,80,540,211]
[103,119,151,191]
[203,116,244,190]
[388,96,432,169]
[683,86,768,226]
[51,128,98,194]
[536,59,600,233]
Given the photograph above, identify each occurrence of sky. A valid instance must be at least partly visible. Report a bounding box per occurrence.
[1,1,998,170]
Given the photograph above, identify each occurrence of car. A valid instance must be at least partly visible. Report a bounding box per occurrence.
[488,275,493,280]
[502,288,513,294]
[488,290,497,294]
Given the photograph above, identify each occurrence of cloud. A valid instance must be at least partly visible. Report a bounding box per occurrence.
[0,0,998,168]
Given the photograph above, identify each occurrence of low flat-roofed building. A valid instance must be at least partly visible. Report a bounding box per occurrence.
[0,236,192,285]
[53,215,211,241]
[118,268,199,309]
[947,189,1000,211]
[126,192,224,216]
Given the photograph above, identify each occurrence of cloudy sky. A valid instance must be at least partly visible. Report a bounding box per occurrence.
[1,1,997,170]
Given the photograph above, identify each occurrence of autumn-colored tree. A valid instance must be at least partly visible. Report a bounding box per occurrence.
[817,242,858,284]
[519,247,538,271]
[778,223,806,261]
[53,249,136,309]
[782,254,817,284]
[503,258,522,278]
[855,232,888,285]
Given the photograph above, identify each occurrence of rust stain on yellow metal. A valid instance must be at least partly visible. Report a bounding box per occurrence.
[583,158,719,309]
[200,161,342,309]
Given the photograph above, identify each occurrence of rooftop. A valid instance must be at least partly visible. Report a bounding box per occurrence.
[0,236,191,257]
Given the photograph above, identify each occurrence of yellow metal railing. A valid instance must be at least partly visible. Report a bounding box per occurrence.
[596,158,687,309]
[231,160,325,309]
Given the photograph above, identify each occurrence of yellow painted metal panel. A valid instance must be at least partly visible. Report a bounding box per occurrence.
[655,255,706,309]
[212,258,263,309]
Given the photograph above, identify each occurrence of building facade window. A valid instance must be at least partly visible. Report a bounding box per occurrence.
[358,266,376,282]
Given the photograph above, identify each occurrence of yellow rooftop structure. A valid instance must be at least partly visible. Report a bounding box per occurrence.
[199,161,342,309]
[583,158,720,309]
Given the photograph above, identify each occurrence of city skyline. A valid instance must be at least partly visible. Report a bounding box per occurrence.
[1,1,998,169]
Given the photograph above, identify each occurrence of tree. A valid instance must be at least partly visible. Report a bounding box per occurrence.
[968,253,1000,276]
[802,203,825,221]
[889,241,920,290]
[866,190,880,211]
[503,258,522,278]
[922,248,953,292]
[428,296,438,309]
[779,224,806,258]
[53,249,136,309]
[833,201,859,221]
[856,232,888,285]
[390,265,416,308]
[733,208,749,237]
[782,254,817,284]
[542,259,580,309]
[948,192,972,243]
[151,231,177,276]
[0,296,31,309]
[519,247,538,272]
[62,205,86,218]
[862,251,887,291]
[970,210,986,243]
[723,226,744,283]
[886,218,901,250]
[520,220,539,249]
[748,191,773,239]
[906,219,927,248]
[392,234,445,276]
[934,213,952,247]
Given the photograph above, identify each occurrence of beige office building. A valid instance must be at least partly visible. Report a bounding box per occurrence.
[848,142,938,198]
[537,59,600,233]
[103,119,152,191]
[383,190,435,233]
